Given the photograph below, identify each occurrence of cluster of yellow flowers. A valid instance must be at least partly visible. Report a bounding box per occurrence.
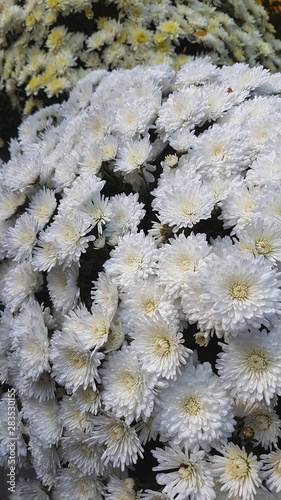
[1,0,281,120]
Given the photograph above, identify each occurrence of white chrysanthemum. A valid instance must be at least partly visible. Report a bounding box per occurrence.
[2,213,38,262]
[191,251,281,335]
[134,412,159,446]
[16,371,56,402]
[43,213,95,269]
[152,171,214,231]
[118,277,178,332]
[52,149,79,191]
[52,468,104,500]
[11,478,51,500]
[4,156,41,193]
[0,188,26,221]
[78,143,103,176]
[261,448,281,494]
[216,329,281,406]
[219,183,261,232]
[157,232,211,297]
[27,187,57,229]
[86,412,143,471]
[32,233,58,272]
[0,261,43,313]
[115,136,156,189]
[113,100,155,137]
[177,265,213,336]
[252,182,281,226]
[105,192,145,245]
[101,134,118,161]
[246,146,281,186]
[219,63,270,92]
[59,171,105,213]
[213,483,277,500]
[28,439,60,488]
[100,345,158,424]
[168,127,195,153]
[60,429,104,477]
[104,476,137,500]
[77,193,111,235]
[62,303,109,350]
[211,443,261,500]
[180,270,222,338]
[204,84,248,122]
[235,218,281,263]
[175,57,219,88]
[205,174,242,206]
[24,399,62,447]
[103,231,158,288]
[152,361,235,450]
[130,312,191,380]
[47,263,80,313]
[9,300,50,381]
[59,395,92,433]
[246,116,281,158]
[91,272,119,323]
[49,330,104,392]
[244,407,281,450]
[102,321,125,353]
[82,104,113,142]
[152,443,215,500]
[189,123,252,179]
[73,386,101,416]
[115,136,152,175]
[156,87,208,140]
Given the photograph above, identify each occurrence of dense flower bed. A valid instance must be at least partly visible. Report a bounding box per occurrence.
[2,0,281,144]
[1,59,281,499]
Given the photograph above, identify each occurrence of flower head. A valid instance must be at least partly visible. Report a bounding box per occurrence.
[211,443,261,500]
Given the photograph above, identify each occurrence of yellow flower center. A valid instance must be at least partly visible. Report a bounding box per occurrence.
[246,351,268,372]
[181,202,196,217]
[71,353,87,369]
[165,154,178,168]
[160,21,178,35]
[180,257,191,271]
[143,298,157,314]
[184,396,201,416]
[254,414,271,431]
[227,456,251,480]
[212,145,225,160]
[110,423,124,440]
[133,30,149,45]
[243,200,256,213]
[255,238,271,255]
[229,282,249,301]
[154,336,171,355]
[127,255,138,267]
[93,322,107,340]
[179,464,195,481]
[123,373,136,389]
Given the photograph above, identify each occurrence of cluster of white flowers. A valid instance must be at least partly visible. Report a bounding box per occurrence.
[1,58,281,499]
[1,0,281,132]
